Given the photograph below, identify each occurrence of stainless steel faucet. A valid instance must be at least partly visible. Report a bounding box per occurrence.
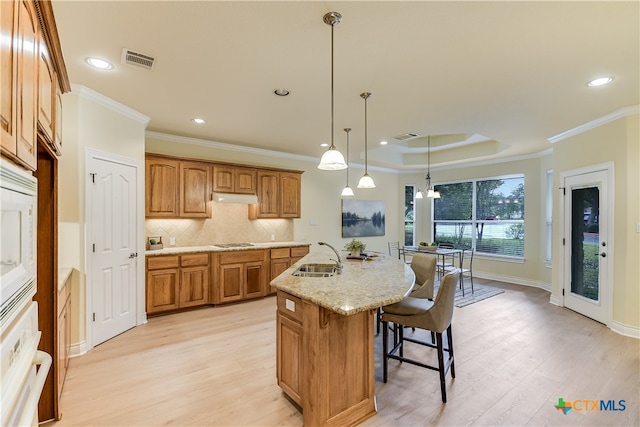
[318,241,343,274]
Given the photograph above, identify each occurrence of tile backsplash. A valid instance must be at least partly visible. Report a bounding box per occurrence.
[145,203,293,247]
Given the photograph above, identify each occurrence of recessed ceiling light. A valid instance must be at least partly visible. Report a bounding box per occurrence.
[379,140,388,145]
[85,57,113,70]
[273,89,290,96]
[192,118,206,124]
[587,77,614,87]
[320,143,329,147]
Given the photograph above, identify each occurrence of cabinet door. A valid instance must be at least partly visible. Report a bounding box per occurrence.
[15,0,39,170]
[53,85,62,155]
[38,41,54,144]
[146,158,179,217]
[57,304,67,399]
[212,165,235,193]
[219,263,244,303]
[0,0,18,154]
[244,261,265,299]
[235,167,256,194]
[252,170,279,218]
[279,172,301,218]
[180,265,209,308]
[270,258,290,295]
[180,161,211,217]
[146,268,179,314]
[277,312,303,405]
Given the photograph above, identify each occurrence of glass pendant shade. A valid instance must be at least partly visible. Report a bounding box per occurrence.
[357,174,376,189]
[415,190,424,199]
[427,188,441,199]
[341,185,355,196]
[318,148,347,170]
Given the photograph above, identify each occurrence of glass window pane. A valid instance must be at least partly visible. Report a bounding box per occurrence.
[433,182,472,220]
[434,222,473,249]
[476,177,524,220]
[404,185,415,246]
[476,221,524,256]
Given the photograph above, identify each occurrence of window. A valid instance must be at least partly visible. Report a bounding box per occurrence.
[433,176,524,258]
[404,185,415,246]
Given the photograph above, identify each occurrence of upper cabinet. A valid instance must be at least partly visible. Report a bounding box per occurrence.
[146,156,212,218]
[146,157,179,217]
[1,0,39,170]
[213,165,256,194]
[1,0,69,170]
[249,170,302,219]
[179,161,211,218]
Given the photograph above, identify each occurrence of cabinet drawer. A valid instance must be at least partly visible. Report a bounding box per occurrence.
[181,253,209,267]
[147,256,180,270]
[277,291,303,324]
[290,246,309,258]
[219,250,266,264]
[271,248,291,259]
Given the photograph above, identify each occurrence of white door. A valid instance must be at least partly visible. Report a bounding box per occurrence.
[562,168,611,324]
[89,156,138,346]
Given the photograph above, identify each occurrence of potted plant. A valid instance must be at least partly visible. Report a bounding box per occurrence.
[344,239,366,257]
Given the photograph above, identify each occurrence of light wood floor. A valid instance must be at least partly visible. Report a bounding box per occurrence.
[50,280,639,426]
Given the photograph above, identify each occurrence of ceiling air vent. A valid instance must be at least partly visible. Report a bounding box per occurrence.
[122,48,156,70]
[394,132,420,141]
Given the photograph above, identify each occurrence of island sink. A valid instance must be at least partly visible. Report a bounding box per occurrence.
[291,263,337,277]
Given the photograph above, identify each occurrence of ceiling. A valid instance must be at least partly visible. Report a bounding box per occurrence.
[52,1,639,172]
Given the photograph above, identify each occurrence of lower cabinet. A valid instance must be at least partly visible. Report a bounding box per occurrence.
[146,253,209,315]
[215,250,267,303]
[268,246,310,295]
[57,272,72,401]
[276,291,303,405]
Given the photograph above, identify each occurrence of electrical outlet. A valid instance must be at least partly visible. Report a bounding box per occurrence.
[271,234,275,241]
[636,223,640,233]
[169,236,175,246]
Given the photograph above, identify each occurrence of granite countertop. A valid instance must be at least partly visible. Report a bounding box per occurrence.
[270,252,416,316]
[145,241,310,256]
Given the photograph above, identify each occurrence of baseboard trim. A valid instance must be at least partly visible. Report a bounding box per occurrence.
[70,340,88,358]
[474,272,551,292]
[610,320,640,339]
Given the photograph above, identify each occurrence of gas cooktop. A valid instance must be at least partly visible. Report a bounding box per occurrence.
[213,243,254,248]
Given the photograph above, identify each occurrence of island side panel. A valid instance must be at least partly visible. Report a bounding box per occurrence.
[302,300,377,427]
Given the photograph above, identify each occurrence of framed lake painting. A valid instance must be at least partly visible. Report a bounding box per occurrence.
[341,199,385,237]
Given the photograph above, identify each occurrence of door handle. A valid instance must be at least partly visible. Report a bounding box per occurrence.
[600,252,606,258]
[129,252,138,259]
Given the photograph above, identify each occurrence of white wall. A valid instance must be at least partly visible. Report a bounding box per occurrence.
[58,86,148,352]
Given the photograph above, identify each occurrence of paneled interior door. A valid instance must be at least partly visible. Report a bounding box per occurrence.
[89,155,138,346]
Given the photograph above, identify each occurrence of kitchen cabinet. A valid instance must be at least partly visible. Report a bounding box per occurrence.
[146,253,210,315]
[213,165,256,194]
[57,270,72,403]
[179,161,211,218]
[215,250,267,303]
[37,39,62,156]
[249,170,302,219]
[146,157,179,217]
[145,156,212,218]
[268,246,310,295]
[1,0,39,170]
[276,291,303,406]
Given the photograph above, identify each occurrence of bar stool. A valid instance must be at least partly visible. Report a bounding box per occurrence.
[381,270,459,403]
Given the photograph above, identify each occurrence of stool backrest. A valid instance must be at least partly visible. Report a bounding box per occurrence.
[409,253,437,299]
[426,270,459,333]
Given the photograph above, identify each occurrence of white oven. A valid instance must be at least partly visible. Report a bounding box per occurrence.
[1,158,49,426]
[1,158,37,325]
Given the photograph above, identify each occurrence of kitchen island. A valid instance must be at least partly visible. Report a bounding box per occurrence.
[271,252,415,426]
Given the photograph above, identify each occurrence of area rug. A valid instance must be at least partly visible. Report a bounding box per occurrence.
[434,282,505,307]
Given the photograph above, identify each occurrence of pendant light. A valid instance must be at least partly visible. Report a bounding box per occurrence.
[357,92,375,188]
[416,135,440,199]
[341,128,355,196]
[317,12,347,170]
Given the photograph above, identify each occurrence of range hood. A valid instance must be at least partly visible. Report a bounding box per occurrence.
[213,192,258,204]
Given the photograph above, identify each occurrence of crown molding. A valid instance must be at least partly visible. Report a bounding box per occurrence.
[145,131,399,174]
[71,84,150,125]
[548,105,640,144]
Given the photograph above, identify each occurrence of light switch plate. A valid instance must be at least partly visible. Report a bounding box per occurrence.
[636,222,640,233]
[285,299,295,312]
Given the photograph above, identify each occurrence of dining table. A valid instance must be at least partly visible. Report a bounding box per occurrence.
[403,246,467,295]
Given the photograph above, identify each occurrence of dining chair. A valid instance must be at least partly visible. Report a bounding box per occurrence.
[435,242,456,278]
[381,270,459,403]
[388,241,409,263]
[459,249,474,294]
